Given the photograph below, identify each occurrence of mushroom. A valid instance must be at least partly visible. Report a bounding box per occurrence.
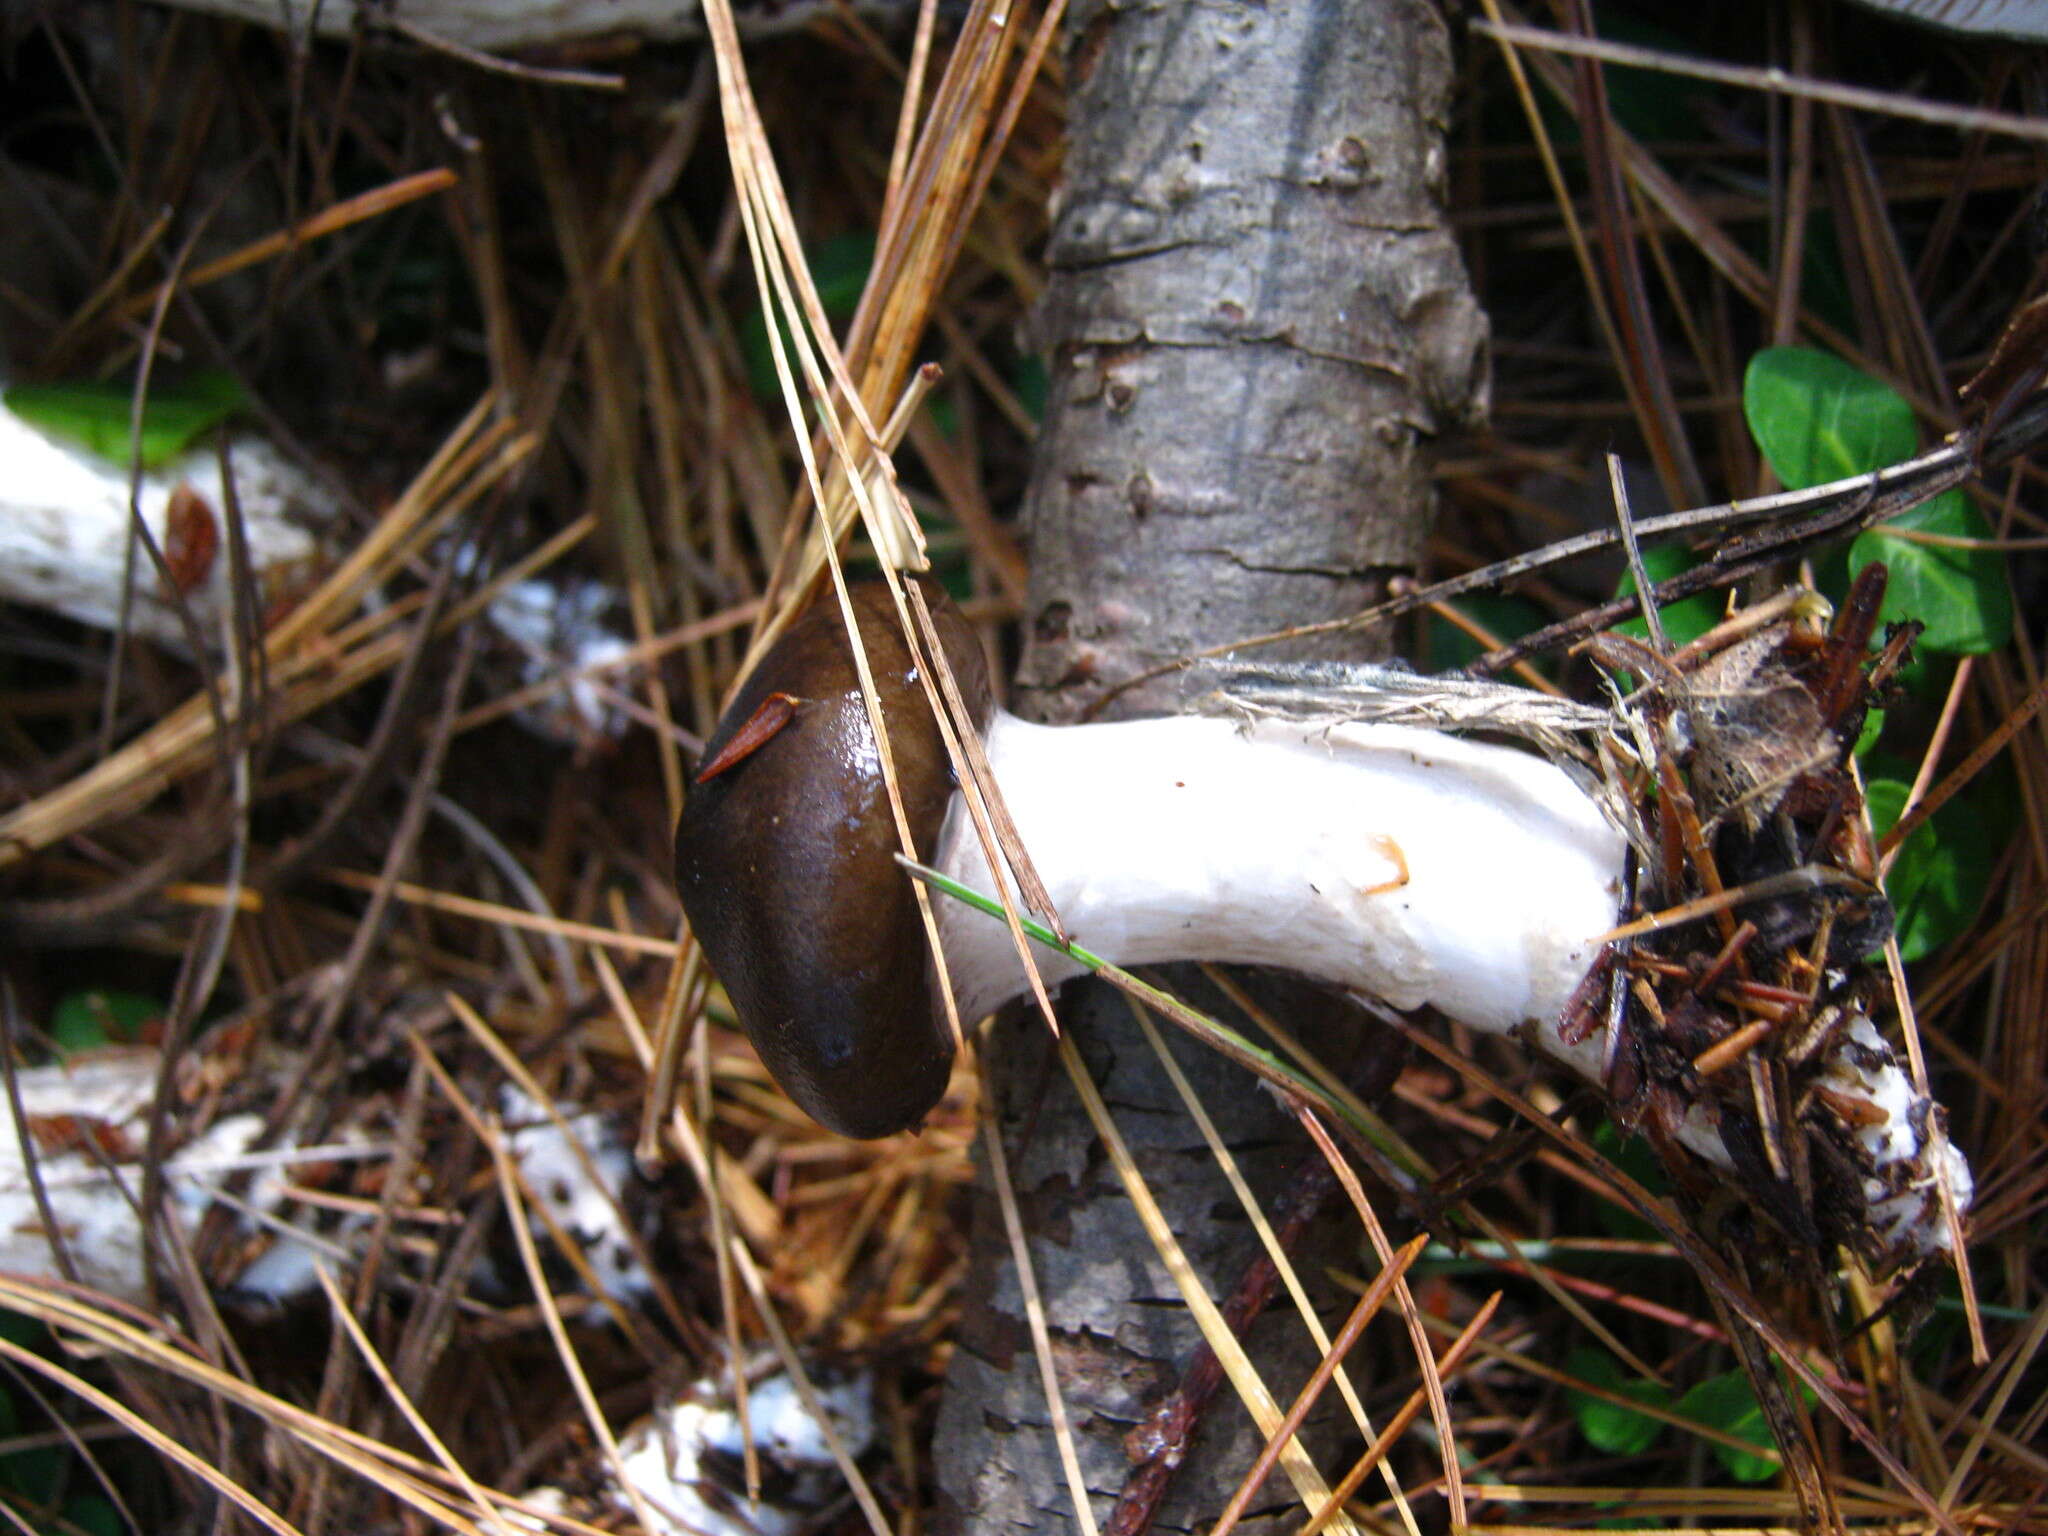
[674,581,991,1138]
[673,581,1969,1270]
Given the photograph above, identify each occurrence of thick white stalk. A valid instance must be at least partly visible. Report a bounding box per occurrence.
[932,711,1971,1263]
[935,713,1626,1037]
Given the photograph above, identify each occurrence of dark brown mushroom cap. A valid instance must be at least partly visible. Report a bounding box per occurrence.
[673,580,993,1138]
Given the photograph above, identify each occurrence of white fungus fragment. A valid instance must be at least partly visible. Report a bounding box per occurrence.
[0,1052,329,1303]
[609,1369,876,1536]
[500,1088,649,1304]
[0,400,328,649]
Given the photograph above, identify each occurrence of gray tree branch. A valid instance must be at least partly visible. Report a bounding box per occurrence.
[933,1,1486,1530]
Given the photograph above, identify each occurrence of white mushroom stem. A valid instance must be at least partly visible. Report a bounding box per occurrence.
[932,711,1971,1264]
[936,715,1623,1034]
[0,397,328,651]
[0,399,633,740]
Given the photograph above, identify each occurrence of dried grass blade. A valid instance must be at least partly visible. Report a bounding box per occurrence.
[1126,998,1424,1536]
[975,1050,1101,1536]
[270,396,511,648]
[1209,1235,1426,1536]
[319,872,677,957]
[1293,1293,1502,1536]
[901,579,1061,1043]
[441,992,662,1342]
[651,1094,894,1536]
[0,1281,605,1533]
[1053,1032,1362,1536]
[884,0,943,207]
[706,135,952,1056]
[312,1264,505,1533]
[1293,1106,1463,1531]
[1185,973,1671,1385]
[950,0,1066,277]
[114,167,458,322]
[638,928,700,1165]
[1609,453,1667,653]
[816,555,972,1056]
[0,401,535,869]
[489,1118,664,1536]
[0,1336,304,1536]
[1938,1295,2048,1505]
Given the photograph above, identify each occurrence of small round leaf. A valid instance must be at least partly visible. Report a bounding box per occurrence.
[1851,492,2013,655]
[1675,1369,1779,1483]
[1743,347,1915,490]
[1566,1347,1669,1458]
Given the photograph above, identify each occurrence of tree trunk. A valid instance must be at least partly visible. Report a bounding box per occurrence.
[931,0,1486,1531]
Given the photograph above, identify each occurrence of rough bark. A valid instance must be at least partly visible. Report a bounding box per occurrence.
[932,0,1486,1531]
[1009,0,1486,724]
[934,976,1415,1536]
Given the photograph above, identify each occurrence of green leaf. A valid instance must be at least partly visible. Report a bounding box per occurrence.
[49,990,160,1056]
[1614,542,1721,651]
[1566,1347,1668,1457]
[1744,349,2010,655]
[6,370,245,470]
[1864,778,1996,962]
[1851,491,2012,654]
[1675,1369,1779,1483]
[1743,347,1915,490]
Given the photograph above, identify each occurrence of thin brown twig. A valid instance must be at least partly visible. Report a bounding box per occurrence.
[113,168,459,322]
[1206,1235,1427,1536]
[1084,392,2048,717]
[1294,1294,1504,1536]
[1472,19,2048,145]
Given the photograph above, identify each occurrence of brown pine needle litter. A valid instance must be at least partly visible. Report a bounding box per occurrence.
[0,6,2044,1536]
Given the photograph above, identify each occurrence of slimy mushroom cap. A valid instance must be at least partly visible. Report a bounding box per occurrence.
[674,581,989,1138]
